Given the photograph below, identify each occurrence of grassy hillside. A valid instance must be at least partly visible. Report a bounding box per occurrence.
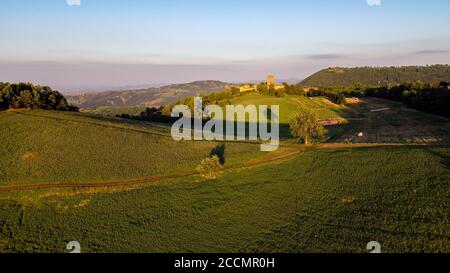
[1,146,448,253]
[0,110,261,186]
[67,80,233,108]
[300,65,450,87]
[227,93,348,138]
[82,106,147,117]
[231,94,345,124]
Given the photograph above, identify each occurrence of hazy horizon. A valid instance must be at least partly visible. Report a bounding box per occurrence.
[1,0,450,92]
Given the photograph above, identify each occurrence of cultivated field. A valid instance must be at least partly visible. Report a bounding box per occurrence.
[229,94,347,138]
[331,97,450,144]
[0,96,449,253]
[0,146,448,253]
[0,110,261,186]
[231,94,345,123]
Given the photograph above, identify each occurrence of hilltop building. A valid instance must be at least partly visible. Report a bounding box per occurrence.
[266,75,285,91]
[266,75,275,88]
[239,75,285,93]
[239,84,258,93]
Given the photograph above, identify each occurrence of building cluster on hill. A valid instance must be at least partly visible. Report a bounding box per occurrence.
[239,75,285,93]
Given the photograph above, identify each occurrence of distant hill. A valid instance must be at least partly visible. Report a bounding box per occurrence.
[67,80,233,108]
[299,65,450,87]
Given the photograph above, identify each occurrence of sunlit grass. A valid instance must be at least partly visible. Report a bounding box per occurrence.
[0,146,448,253]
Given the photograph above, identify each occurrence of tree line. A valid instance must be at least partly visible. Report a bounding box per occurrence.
[0,82,78,111]
[118,88,241,123]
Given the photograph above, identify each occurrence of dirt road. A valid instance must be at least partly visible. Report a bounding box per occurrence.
[0,143,439,193]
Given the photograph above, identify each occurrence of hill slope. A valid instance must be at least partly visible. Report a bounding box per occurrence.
[0,110,260,186]
[300,65,450,87]
[1,146,448,252]
[1,101,449,253]
[67,80,233,109]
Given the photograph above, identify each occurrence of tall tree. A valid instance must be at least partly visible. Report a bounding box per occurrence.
[289,108,325,144]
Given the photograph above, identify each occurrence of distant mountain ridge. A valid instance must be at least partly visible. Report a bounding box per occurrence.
[69,65,450,109]
[299,65,450,87]
[67,80,233,108]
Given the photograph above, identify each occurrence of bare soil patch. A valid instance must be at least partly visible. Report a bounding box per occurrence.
[332,98,450,144]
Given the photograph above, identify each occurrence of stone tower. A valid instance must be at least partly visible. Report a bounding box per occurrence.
[267,75,275,88]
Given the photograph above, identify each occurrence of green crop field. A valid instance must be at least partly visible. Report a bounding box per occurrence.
[227,93,348,138]
[231,94,346,123]
[0,110,261,186]
[0,146,448,253]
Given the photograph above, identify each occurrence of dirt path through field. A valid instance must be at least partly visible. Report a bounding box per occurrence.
[0,148,301,193]
[0,143,443,193]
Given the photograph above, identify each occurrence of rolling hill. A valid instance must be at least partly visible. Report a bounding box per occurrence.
[67,80,233,109]
[299,65,450,87]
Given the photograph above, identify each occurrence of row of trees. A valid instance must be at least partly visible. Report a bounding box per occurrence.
[120,89,240,123]
[283,84,355,105]
[0,82,78,111]
[118,106,175,123]
[306,88,348,104]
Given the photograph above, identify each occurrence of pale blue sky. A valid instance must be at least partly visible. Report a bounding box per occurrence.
[1,0,449,91]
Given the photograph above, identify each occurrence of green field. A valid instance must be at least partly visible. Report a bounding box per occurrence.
[0,95,449,253]
[0,110,261,186]
[227,93,348,138]
[0,146,448,253]
[231,94,346,123]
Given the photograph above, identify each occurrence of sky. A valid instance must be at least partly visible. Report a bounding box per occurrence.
[0,0,450,92]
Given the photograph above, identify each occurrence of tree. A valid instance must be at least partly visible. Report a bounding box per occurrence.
[19,90,33,108]
[230,87,240,96]
[161,104,173,117]
[0,82,77,112]
[196,155,223,180]
[289,108,326,144]
[335,93,347,105]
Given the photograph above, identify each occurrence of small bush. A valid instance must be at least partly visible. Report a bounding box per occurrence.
[196,155,223,180]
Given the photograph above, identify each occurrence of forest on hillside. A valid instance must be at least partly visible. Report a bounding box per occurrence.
[0,82,78,111]
[300,65,450,87]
